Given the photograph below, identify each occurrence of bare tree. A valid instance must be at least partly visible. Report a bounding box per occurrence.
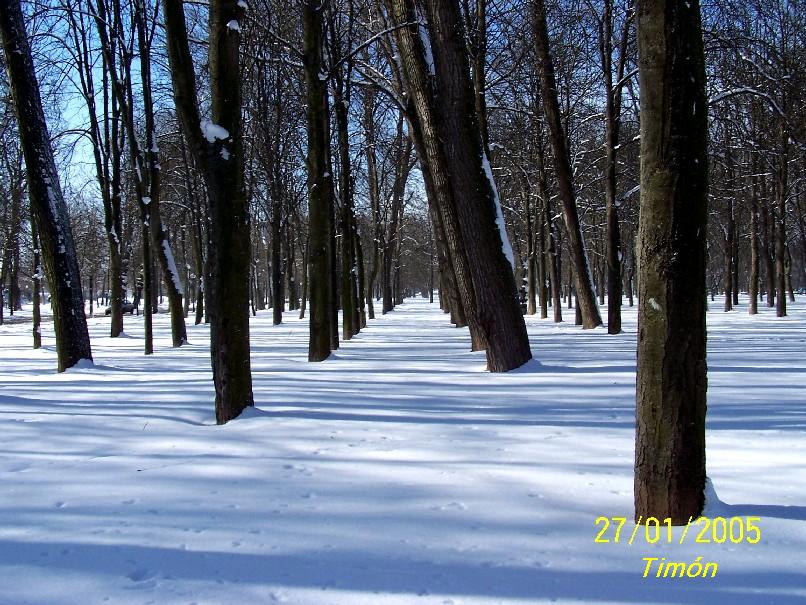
[0,0,93,371]
[531,0,602,329]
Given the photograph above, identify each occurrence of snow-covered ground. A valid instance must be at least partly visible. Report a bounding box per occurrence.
[1,297,804,605]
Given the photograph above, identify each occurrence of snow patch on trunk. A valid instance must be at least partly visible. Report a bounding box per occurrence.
[201,121,230,143]
[482,151,514,268]
[162,239,185,296]
[416,9,435,76]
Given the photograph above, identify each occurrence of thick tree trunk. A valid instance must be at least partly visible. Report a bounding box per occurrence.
[634,0,708,524]
[467,0,489,149]
[428,191,466,327]
[0,0,92,370]
[303,0,332,361]
[390,16,486,350]
[531,0,602,329]
[389,0,532,370]
[164,0,254,423]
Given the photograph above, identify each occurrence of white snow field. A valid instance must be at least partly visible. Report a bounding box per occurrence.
[1,297,804,605]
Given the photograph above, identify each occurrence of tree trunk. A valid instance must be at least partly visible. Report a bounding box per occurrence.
[0,0,93,371]
[531,0,602,329]
[271,190,284,325]
[535,188,548,319]
[363,87,381,321]
[724,198,734,312]
[389,0,532,370]
[759,177,776,307]
[335,89,357,339]
[32,218,42,349]
[135,0,186,347]
[634,0,708,524]
[524,179,537,316]
[535,130,562,323]
[356,223,367,328]
[383,121,410,314]
[303,0,332,361]
[749,161,760,315]
[163,0,254,423]
[601,0,631,334]
[775,134,787,317]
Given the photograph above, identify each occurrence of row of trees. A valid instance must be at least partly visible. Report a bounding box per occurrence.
[2,0,802,336]
[0,0,802,519]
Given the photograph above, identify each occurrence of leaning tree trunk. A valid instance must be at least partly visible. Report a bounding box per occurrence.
[531,0,602,329]
[135,0,187,348]
[163,0,253,423]
[389,5,487,351]
[389,0,532,371]
[634,0,709,524]
[0,0,92,371]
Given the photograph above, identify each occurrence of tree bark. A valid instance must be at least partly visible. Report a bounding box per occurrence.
[0,0,93,371]
[535,129,562,322]
[271,187,284,325]
[749,158,760,315]
[634,0,708,524]
[758,175,776,307]
[163,0,253,423]
[531,0,602,329]
[32,218,42,349]
[775,132,787,317]
[601,0,630,333]
[389,0,532,370]
[363,87,381,321]
[303,0,333,361]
